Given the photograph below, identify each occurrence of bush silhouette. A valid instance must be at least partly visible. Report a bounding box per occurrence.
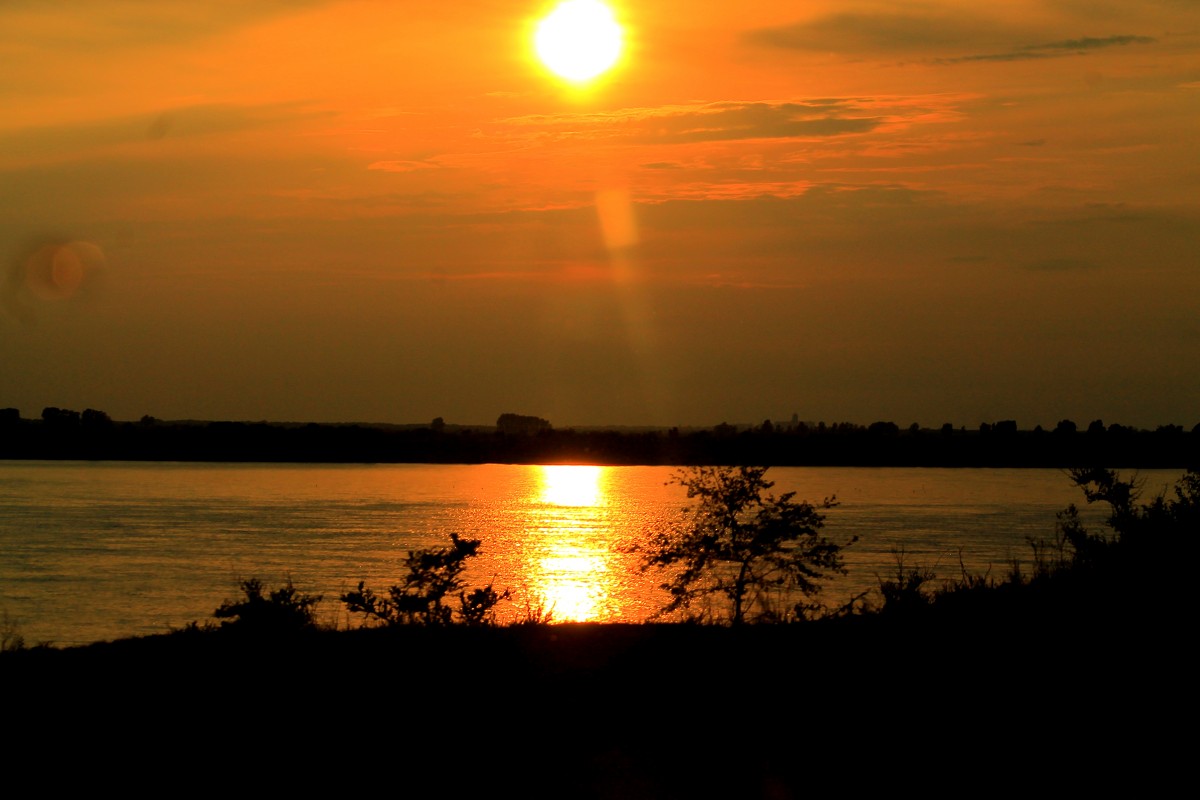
[213,577,322,633]
[873,548,937,614]
[1055,466,1198,575]
[342,534,510,626]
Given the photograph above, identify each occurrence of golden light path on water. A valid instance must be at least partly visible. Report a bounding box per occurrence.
[3,462,1179,644]
[527,465,612,621]
[540,464,604,507]
[501,465,628,623]
[453,463,674,625]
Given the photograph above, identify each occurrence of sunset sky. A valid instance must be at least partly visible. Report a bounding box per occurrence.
[3,1,1198,428]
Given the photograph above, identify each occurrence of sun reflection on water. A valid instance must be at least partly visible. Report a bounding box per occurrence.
[538,545,607,620]
[539,464,604,507]
[525,465,615,621]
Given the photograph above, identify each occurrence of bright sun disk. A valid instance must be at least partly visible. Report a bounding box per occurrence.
[535,0,623,83]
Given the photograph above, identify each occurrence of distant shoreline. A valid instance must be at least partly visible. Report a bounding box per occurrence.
[2,414,1196,467]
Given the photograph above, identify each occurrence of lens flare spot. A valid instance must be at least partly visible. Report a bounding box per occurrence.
[24,241,105,301]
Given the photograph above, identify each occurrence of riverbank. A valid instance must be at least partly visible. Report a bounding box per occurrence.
[3,602,1187,794]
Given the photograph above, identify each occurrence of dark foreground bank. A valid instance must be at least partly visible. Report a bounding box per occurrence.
[3,601,1187,796]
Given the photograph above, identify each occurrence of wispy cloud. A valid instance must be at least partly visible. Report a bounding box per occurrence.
[367,160,441,173]
[0,0,334,50]
[0,102,331,167]
[935,34,1156,64]
[503,101,884,145]
[639,102,882,143]
[747,11,1020,54]
[748,10,1157,66]
[1023,257,1101,271]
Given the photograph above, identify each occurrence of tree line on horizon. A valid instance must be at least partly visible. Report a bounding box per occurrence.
[1,405,1196,467]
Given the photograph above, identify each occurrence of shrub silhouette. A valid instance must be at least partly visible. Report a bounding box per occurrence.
[213,577,322,633]
[638,466,852,624]
[1054,466,1198,574]
[1,610,26,652]
[911,467,1200,621]
[873,548,937,614]
[342,533,511,626]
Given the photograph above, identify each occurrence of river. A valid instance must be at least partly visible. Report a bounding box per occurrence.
[0,461,1181,645]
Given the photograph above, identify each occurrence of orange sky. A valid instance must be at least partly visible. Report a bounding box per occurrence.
[3,1,1198,428]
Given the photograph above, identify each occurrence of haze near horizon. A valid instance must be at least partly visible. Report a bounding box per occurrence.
[3,2,1198,429]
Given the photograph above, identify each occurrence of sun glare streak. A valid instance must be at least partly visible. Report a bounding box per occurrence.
[534,0,623,83]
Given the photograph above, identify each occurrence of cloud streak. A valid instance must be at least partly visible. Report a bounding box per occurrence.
[503,101,885,145]
[934,34,1156,64]
[748,9,1157,66]
[0,0,334,50]
[0,102,332,167]
[747,11,1021,54]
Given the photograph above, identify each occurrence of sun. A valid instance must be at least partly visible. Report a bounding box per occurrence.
[534,0,623,83]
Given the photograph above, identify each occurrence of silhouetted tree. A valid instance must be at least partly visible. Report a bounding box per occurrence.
[496,413,551,435]
[637,466,851,624]
[81,408,112,429]
[41,407,80,427]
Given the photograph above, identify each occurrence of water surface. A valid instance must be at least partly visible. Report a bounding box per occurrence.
[0,461,1180,645]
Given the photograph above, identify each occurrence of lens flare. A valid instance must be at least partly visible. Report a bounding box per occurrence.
[24,241,105,301]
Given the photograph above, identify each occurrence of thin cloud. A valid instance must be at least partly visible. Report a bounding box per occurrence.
[503,101,883,145]
[1,102,330,166]
[747,11,1021,54]
[934,34,1156,64]
[748,11,1157,67]
[1023,257,1101,271]
[368,160,441,173]
[0,1,335,51]
[1031,34,1156,51]
[643,103,881,143]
